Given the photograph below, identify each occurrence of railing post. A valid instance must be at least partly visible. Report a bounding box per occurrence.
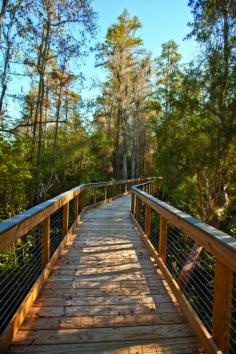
[135,197,141,223]
[93,187,96,205]
[145,205,151,238]
[212,259,233,353]
[131,192,135,214]
[159,216,167,262]
[125,183,127,195]
[42,216,50,267]
[104,186,107,203]
[63,202,69,236]
[74,195,79,221]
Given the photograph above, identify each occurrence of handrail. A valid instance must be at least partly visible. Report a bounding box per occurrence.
[0,178,154,250]
[0,177,157,353]
[131,181,236,354]
[132,185,236,272]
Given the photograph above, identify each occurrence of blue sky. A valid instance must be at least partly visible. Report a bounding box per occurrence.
[79,0,199,101]
[8,0,199,122]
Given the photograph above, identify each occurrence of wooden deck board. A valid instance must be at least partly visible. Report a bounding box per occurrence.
[9,196,202,354]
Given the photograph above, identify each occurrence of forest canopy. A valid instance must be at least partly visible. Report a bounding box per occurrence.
[0,0,235,236]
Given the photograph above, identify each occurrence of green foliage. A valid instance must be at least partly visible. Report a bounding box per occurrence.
[88,129,114,181]
[154,29,235,230]
[0,137,32,220]
[0,3,235,237]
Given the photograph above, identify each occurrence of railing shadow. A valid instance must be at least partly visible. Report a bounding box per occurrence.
[8,196,196,353]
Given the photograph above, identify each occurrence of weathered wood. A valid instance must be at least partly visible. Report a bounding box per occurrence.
[145,204,151,238]
[212,259,233,353]
[8,195,200,354]
[135,197,142,223]
[42,216,50,266]
[0,224,75,354]
[20,312,185,330]
[132,186,236,272]
[63,203,69,236]
[0,178,150,251]
[131,213,221,354]
[8,337,199,354]
[131,193,135,215]
[159,216,167,262]
[13,324,194,345]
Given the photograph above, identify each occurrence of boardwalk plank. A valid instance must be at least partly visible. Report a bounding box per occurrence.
[10,196,201,354]
[13,324,194,345]
[9,337,200,354]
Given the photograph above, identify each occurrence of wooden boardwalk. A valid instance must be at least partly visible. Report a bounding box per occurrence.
[9,196,201,354]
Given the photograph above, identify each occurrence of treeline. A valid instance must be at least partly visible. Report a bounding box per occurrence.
[94,1,236,233]
[0,0,236,235]
[0,0,98,218]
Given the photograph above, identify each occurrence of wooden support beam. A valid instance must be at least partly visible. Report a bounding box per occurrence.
[213,259,233,353]
[63,203,69,236]
[130,213,221,354]
[145,205,151,238]
[74,195,79,221]
[132,186,236,273]
[135,197,142,223]
[131,193,135,215]
[0,225,74,354]
[159,216,167,262]
[42,217,50,267]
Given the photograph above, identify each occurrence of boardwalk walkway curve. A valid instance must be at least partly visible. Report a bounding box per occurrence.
[8,195,200,354]
[1,178,236,354]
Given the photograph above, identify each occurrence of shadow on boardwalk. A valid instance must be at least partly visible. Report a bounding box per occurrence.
[9,196,201,354]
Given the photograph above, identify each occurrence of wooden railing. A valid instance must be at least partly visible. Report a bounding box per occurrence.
[0,177,157,353]
[131,181,236,354]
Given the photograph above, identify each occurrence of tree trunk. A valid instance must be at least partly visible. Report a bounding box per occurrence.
[0,0,8,38]
[122,126,127,179]
[53,70,64,153]
[0,35,11,130]
[113,105,122,178]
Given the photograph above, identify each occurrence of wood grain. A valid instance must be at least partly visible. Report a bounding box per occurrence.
[9,195,201,354]
[132,186,236,272]
[213,259,233,353]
